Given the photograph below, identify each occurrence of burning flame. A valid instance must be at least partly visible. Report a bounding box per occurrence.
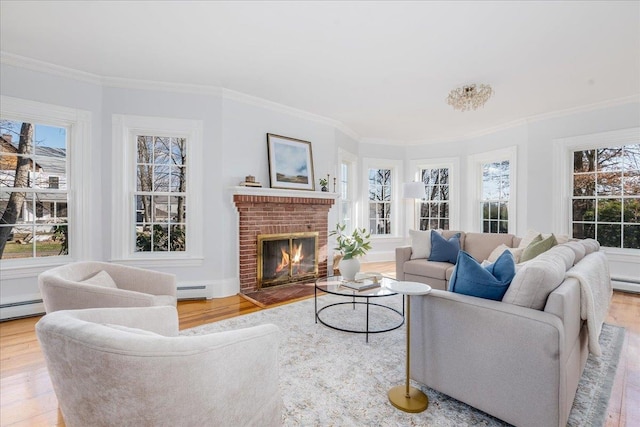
[275,243,304,274]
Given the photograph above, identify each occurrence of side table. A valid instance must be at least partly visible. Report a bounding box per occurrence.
[386,281,432,413]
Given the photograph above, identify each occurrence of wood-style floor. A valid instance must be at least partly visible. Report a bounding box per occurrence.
[1,262,638,426]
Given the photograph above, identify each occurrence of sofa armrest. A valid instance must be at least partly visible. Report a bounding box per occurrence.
[395,246,413,280]
[410,290,566,427]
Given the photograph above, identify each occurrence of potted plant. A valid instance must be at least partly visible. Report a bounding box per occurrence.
[330,223,372,280]
[319,177,329,192]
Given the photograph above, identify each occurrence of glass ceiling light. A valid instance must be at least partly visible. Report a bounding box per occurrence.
[447,83,493,111]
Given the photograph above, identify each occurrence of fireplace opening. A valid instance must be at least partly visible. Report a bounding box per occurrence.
[257,232,319,288]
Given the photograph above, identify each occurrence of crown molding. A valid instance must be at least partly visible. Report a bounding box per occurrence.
[221,88,361,141]
[101,75,222,96]
[1,51,102,85]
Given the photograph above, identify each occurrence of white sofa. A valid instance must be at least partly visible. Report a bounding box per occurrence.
[36,306,283,427]
[39,261,177,313]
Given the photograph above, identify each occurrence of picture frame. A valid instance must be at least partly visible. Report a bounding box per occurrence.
[267,133,315,191]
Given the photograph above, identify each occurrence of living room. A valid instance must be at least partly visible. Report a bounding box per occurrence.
[1,1,639,426]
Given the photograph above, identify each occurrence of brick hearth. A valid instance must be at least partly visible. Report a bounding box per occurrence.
[233,188,337,293]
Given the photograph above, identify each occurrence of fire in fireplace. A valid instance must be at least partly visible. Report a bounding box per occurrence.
[257,232,319,288]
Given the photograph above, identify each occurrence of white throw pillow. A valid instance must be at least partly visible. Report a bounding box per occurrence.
[104,323,160,336]
[487,244,524,263]
[81,270,118,288]
[409,229,432,259]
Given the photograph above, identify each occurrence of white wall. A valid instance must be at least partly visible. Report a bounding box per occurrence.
[1,60,638,317]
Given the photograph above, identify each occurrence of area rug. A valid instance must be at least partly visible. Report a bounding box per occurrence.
[181,294,625,426]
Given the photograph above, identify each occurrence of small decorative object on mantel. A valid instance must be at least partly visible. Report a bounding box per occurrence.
[319,176,329,192]
[330,223,372,281]
[239,175,262,187]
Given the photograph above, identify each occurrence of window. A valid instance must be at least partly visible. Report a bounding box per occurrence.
[112,115,202,265]
[418,167,450,230]
[368,168,392,235]
[468,147,517,234]
[337,149,357,232]
[481,160,510,233]
[0,96,90,270]
[572,144,639,249]
[134,135,187,253]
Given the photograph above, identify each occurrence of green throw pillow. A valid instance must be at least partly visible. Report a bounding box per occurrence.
[520,234,557,262]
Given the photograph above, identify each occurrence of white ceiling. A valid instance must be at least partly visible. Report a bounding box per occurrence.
[1,1,639,143]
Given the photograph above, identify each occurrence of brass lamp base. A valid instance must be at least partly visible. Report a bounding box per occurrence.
[388,385,429,413]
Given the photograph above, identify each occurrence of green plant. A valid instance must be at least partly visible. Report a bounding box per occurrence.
[330,223,371,259]
[319,178,328,187]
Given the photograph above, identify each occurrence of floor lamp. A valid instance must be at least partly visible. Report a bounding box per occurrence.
[403,181,424,229]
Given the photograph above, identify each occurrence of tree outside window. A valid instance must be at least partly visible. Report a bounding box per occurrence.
[572,144,640,249]
[418,168,450,230]
[135,135,187,253]
[0,120,68,259]
[481,160,509,233]
[368,168,392,235]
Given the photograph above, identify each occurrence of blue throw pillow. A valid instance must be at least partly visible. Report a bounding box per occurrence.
[428,232,461,264]
[448,249,516,301]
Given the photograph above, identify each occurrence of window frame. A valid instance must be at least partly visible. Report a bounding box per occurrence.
[361,158,402,238]
[337,148,357,233]
[111,114,203,267]
[553,127,640,253]
[467,146,518,234]
[0,95,92,279]
[409,157,460,231]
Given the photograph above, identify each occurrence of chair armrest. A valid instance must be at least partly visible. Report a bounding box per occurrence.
[395,246,413,280]
[102,264,177,297]
[39,280,161,312]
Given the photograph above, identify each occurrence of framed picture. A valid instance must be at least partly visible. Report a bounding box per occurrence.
[267,133,315,190]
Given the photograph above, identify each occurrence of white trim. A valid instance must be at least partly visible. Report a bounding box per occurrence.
[111,114,203,264]
[337,148,358,231]
[231,186,340,200]
[467,146,518,234]
[408,157,460,232]
[0,95,92,272]
[1,51,102,85]
[361,158,403,238]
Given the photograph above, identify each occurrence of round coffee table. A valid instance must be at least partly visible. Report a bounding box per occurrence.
[314,275,404,342]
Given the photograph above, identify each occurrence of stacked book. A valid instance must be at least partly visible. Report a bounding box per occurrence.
[239,175,262,187]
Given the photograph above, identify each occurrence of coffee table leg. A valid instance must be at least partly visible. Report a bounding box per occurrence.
[314,284,318,324]
[366,297,370,343]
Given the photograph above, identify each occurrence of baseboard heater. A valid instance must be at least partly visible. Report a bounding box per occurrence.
[0,299,45,322]
[176,285,208,300]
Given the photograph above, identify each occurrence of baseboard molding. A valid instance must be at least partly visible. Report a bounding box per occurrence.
[0,300,45,321]
[612,279,640,294]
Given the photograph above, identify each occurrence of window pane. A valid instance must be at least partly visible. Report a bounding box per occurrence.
[153,137,171,164]
[573,199,595,221]
[137,165,152,191]
[596,172,622,195]
[624,170,640,196]
[137,136,153,163]
[171,138,186,165]
[154,165,170,191]
[573,223,595,240]
[34,224,64,257]
[499,203,509,220]
[153,195,169,223]
[623,225,640,249]
[624,198,640,223]
[597,199,622,222]
[574,150,596,172]
[597,224,621,248]
[573,174,595,196]
[597,147,624,172]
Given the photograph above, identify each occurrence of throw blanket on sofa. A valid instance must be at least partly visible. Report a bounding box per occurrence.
[565,251,613,356]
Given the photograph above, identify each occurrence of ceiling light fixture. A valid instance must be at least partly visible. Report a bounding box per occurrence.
[447,83,493,111]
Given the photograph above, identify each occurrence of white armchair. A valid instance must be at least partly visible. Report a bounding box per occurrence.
[38,261,177,313]
[35,306,283,427]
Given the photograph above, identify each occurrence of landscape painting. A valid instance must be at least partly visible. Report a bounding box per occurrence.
[267,134,315,190]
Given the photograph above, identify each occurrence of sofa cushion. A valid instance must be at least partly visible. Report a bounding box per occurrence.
[404,259,451,280]
[429,232,461,264]
[581,238,600,254]
[502,246,573,309]
[463,232,516,262]
[409,229,433,259]
[449,250,516,300]
[520,234,557,262]
[81,270,118,288]
[560,241,586,265]
[518,229,543,249]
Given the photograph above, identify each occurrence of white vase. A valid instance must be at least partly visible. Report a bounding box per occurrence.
[339,257,361,281]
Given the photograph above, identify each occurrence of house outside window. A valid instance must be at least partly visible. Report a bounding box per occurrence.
[111,114,203,266]
[481,160,510,233]
[572,144,639,249]
[418,167,450,230]
[1,120,68,260]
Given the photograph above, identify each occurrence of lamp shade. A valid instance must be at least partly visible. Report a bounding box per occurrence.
[403,181,425,199]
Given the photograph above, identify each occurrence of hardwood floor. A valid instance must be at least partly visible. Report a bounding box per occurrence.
[0,261,638,426]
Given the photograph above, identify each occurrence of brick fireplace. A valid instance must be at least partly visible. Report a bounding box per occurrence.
[233,188,337,294]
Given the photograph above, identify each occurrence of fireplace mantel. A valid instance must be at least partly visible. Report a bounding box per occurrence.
[231,186,339,201]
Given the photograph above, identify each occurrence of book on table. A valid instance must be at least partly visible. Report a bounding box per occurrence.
[341,278,380,291]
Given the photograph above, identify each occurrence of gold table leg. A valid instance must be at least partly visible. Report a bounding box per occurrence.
[388,294,428,413]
